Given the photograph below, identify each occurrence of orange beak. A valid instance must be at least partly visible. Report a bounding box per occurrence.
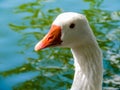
[34,25,62,51]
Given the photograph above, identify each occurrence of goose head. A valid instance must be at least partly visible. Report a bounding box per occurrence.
[35,12,95,51]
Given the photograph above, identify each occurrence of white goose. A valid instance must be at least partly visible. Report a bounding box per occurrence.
[35,12,103,90]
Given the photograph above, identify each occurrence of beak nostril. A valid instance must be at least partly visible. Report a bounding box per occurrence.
[48,36,54,40]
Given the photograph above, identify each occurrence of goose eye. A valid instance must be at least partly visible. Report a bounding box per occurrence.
[69,23,75,29]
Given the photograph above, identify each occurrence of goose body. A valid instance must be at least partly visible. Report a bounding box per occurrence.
[35,12,103,90]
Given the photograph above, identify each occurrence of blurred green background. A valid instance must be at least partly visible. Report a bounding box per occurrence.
[0,0,120,90]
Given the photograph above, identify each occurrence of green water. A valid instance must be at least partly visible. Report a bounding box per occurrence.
[0,0,120,90]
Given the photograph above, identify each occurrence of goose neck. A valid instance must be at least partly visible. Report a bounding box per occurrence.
[70,45,102,90]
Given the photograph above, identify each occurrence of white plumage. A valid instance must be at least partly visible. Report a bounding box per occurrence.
[35,12,103,90]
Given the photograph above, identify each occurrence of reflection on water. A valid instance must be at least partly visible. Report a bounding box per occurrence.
[0,0,120,90]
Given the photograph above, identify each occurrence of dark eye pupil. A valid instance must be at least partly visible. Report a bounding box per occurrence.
[69,23,75,29]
